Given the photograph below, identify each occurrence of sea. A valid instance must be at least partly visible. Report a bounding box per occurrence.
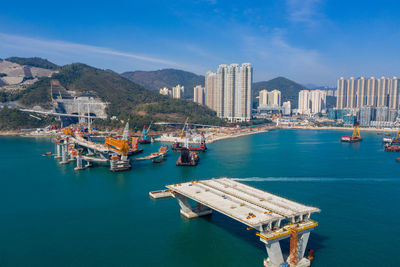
[1,129,399,267]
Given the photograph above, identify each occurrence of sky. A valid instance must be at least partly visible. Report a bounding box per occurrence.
[0,0,400,86]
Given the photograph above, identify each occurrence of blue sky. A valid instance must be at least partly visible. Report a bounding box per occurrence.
[0,0,399,86]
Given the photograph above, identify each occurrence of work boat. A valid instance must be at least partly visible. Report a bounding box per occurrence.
[341,122,362,143]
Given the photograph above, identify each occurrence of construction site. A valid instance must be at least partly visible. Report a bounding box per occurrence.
[150,178,320,267]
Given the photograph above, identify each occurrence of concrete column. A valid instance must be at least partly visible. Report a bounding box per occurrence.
[54,143,61,158]
[60,143,68,164]
[174,193,212,219]
[265,241,284,266]
[75,154,83,170]
[175,194,192,213]
[297,231,310,262]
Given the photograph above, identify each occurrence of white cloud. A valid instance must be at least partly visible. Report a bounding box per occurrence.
[286,0,322,26]
[239,29,335,85]
[0,32,188,70]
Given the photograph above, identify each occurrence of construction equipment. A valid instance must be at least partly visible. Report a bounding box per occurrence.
[104,137,130,158]
[138,122,153,144]
[341,121,362,142]
[179,117,189,138]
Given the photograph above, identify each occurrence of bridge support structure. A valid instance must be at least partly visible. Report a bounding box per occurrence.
[174,193,212,219]
[164,178,320,267]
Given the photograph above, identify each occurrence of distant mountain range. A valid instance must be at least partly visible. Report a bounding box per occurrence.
[121,70,335,108]
[121,69,204,99]
[1,56,337,130]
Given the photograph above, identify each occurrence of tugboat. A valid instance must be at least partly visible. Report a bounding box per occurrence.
[176,148,199,166]
[341,122,362,143]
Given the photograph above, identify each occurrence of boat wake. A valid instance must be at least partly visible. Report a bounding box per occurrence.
[231,177,399,183]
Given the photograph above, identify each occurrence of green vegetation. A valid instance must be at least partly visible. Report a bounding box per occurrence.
[0,107,57,130]
[121,69,204,99]
[252,77,307,108]
[16,63,224,129]
[18,78,52,108]
[6,57,59,70]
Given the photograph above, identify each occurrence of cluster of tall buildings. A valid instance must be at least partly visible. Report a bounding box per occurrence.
[258,89,281,107]
[297,90,327,115]
[334,76,400,126]
[159,85,185,99]
[205,63,253,122]
[336,76,400,109]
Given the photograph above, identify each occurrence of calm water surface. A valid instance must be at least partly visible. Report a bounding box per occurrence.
[1,129,399,267]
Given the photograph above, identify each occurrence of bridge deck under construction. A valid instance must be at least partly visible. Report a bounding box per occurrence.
[165,178,320,267]
[167,178,319,228]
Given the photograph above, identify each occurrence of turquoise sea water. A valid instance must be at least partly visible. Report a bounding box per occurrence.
[1,129,400,267]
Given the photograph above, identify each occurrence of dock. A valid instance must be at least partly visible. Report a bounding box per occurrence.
[162,178,320,267]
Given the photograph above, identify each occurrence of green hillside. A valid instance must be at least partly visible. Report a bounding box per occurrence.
[121,69,204,99]
[17,63,223,129]
[6,57,59,70]
[0,107,56,130]
[252,77,307,108]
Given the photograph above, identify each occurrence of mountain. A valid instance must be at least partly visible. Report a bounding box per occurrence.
[16,63,223,129]
[6,57,59,70]
[252,77,307,108]
[121,69,204,99]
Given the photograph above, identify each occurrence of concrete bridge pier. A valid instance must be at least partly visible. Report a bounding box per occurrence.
[174,193,212,219]
[261,228,312,267]
[60,143,69,164]
[54,143,61,159]
[74,154,85,170]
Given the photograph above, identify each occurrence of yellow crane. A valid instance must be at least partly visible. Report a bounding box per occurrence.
[180,117,189,138]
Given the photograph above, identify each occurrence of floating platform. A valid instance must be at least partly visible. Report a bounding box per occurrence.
[149,190,173,199]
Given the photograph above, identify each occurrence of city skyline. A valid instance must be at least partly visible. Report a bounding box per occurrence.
[2,1,400,86]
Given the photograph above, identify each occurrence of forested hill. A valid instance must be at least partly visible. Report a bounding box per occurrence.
[16,63,224,129]
[121,69,205,99]
[6,57,59,70]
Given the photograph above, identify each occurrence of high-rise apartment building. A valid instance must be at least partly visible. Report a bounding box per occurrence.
[205,71,216,110]
[172,85,184,99]
[366,77,378,107]
[310,90,327,114]
[258,89,281,108]
[389,77,400,110]
[193,85,205,105]
[377,77,390,107]
[336,77,347,109]
[258,89,268,107]
[298,90,310,114]
[159,87,171,96]
[346,77,357,108]
[356,77,367,108]
[205,63,252,121]
[268,90,281,107]
[282,101,291,115]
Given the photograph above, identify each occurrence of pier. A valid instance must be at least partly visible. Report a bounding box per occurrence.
[165,178,320,267]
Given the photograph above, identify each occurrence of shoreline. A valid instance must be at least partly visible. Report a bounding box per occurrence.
[280,126,398,133]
